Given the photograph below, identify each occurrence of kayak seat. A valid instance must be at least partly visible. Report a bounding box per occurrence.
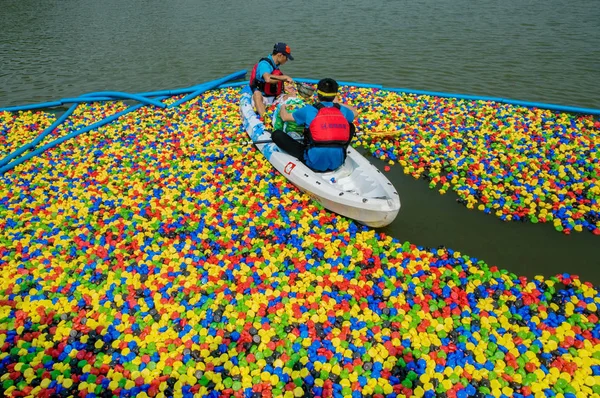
[335,168,377,195]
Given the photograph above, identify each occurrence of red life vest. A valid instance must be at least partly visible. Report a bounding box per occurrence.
[307,103,351,146]
[249,57,283,97]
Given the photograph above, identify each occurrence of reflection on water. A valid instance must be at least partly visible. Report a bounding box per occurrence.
[367,154,600,285]
[1,0,599,108]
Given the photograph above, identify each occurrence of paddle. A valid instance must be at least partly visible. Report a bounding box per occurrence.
[248,139,282,145]
[241,130,399,146]
[202,130,401,150]
[362,130,402,137]
[268,75,290,82]
[266,77,315,95]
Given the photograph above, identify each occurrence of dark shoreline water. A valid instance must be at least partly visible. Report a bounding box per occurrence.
[1,0,600,109]
[367,154,600,285]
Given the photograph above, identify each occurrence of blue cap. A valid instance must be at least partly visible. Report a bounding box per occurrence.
[273,42,294,60]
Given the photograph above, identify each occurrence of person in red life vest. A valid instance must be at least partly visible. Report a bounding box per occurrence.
[249,42,295,117]
[274,78,358,172]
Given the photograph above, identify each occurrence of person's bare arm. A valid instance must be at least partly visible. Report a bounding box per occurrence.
[334,97,358,118]
[264,73,293,84]
[279,104,295,122]
[345,104,358,118]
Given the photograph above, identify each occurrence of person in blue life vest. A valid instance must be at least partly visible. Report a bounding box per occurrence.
[274,78,358,172]
[249,42,295,118]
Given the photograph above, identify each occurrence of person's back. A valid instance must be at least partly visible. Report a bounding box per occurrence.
[301,102,354,172]
[274,78,358,172]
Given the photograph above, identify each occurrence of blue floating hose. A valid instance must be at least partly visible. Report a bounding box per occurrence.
[76,91,166,108]
[217,81,249,89]
[0,96,140,112]
[0,70,248,175]
[291,78,383,89]
[0,103,79,167]
[167,70,248,108]
[140,70,247,98]
[387,87,600,116]
[2,70,599,116]
[0,70,247,112]
[0,101,153,175]
[0,101,63,112]
[60,96,116,104]
[500,100,600,116]
[290,79,600,115]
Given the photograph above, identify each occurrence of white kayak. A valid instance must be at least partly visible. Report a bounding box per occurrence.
[239,85,401,227]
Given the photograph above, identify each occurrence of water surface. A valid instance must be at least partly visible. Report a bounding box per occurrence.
[2,0,599,108]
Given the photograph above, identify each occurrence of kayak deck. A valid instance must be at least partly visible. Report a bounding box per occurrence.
[240,86,400,227]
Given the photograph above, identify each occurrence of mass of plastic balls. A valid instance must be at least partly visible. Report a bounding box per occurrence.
[339,87,600,235]
[1,86,600,398]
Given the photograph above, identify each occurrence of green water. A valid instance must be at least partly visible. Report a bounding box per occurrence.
[1,0,599,283]
[369,155,600,284]
[2,0,599,109]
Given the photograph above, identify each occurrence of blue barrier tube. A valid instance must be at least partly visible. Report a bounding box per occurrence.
[218,79,381,90]
[226,80,600,115]
[498,100,600,116]
[135,87,196,98]
[0,101,63,112]
[213,79,382,91]
[215,79,600,115]
[340,82,383,89]
[167,70,248,109]
[0,94,160,112]
[0,70,247,174]
[294,78,319,85]
[225,79,600,116]
[139,69,247,98]
[60,97,116,104]
[388,87,504,101]
[4,71,598,116]
[0,97,166,175]
[287,78,383,90]
[220,81,250,88]
[76,91,166,108]
[184,70,248,91]
[0,103,79,167]
[0,71,247,112]
[387,87,600,116]
[0,103,143,175]
[0,96,126,112]
[136,87,203,99]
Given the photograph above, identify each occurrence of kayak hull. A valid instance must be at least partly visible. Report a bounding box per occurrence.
[240,86,400,227]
